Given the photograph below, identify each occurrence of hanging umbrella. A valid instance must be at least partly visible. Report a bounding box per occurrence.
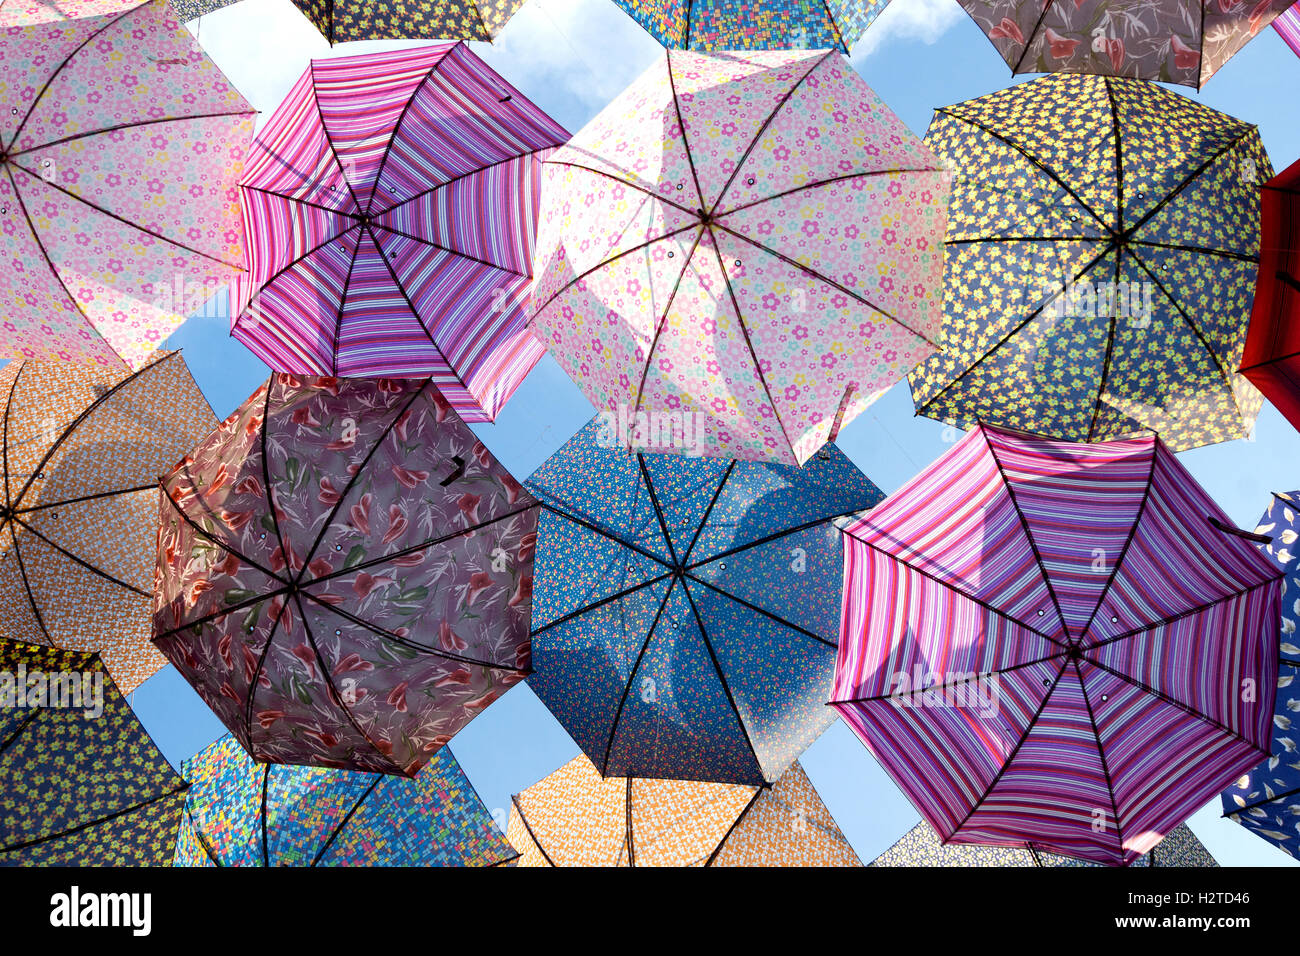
[525,416,883,786]
[0,639,187,865]
[0,351,217,693]
[1240,158,1300,432]
[910,74,1270,451]
[153,373,538,776]
[610,0,889,53]
[287,0,527,44]
[830,423,1282,866]
[529,48,949,466]
[174,733,517,865]
[1277,4,1300,56]
[1221,491,1300,858]
[231,43,566,423]
[956,0,1292,88]
[0,0,254,370]
[871,820,1217,866]
[508,754,859,866]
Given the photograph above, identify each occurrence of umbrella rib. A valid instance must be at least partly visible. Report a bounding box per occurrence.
[1085,576,1281,653]
[17,484,156,513]
[370,220,528,278]
[599,575,677,775]
[10,514,150,597]
[681,577,766,782]
[258,381,293,579]
[838,524,1068,648]
[231,225,363,336]
[704,784,764,866]
[543,159,701,219]
[536,501,674,572]
[945,236,1108,244]
[259,764,270,866]
[328,227,362,377]
[509,795,557,866]
[243,598,290,756]
[367,148,562,221]
[1010,0,1056,74]
[1197,0,1207,89]
[680,460,734,566]
[691,510,895,573]
[239,183,356,219]
[708,51,833,219]
[1127,239,1258,264]
[1122,128,1255,241]
[625,775,635,867]
[715,166,945,220]
[1225,784,1300,816]
[9,532,51,642]
[828,655,1064,705]
[12,109,256,157]
[0,780,189,857]
[818,0,851,53]
[705,223,799,457]
[637,454,679,567]
[310,770,381,866]
[186,807,226,867]
[1084,77,1126,444]
[709,221,937,345]
[153,590,278,643]
[0,707,42,756]
[980,425,1072,638]
[2,361,24,510]
[912,241,1116,416]
[664,49,707,211]
[307,60,363,215]
[627,229,705,451]
[1076,439,1158,641]
[685,573,838,649]
[158,481,287,584]
[1073,657,1126,862]
[528,572,673,638]
[683,0,694,46]
[4,5,138,153]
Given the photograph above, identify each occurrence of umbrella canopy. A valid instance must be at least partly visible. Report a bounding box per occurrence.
[611,0,889,53]
[910,74,1270,451]
[174,733,517,866]
[289,0,527,44]
[0,351,217,693]
[0,0,254,370]
[529,49,949,466]
[830,423,1282,866]
[956,0,1292,89]
[1278,4,1300,55]
[507,754,858,866]
[153,373,538,776]
[525,416,883,786]
[1240,158,1300,432]
[0,639,187,865]
[1221,491,1300,858]
[871,820,1217,866]
[231,43,566,423]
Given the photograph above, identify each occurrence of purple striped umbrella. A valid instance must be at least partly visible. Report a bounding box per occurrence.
[830,423,1282,866]
[1276,4,1300,56]
[230,43,568,422]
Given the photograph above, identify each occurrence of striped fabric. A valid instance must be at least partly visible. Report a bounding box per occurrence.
[1276,4,1300,56]
[830,423,1282,866]
[231,43,568,422]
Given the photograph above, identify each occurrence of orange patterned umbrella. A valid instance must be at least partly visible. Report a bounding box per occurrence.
[507,755,858,866]
[0,351,216,692]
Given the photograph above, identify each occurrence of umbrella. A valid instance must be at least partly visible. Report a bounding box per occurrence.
[956,0,1292,88]
[0,638,187,865]
[830,423,1282,866]
[1277,4,1300,56]
[289,0,527,44]
[910,74,1271,451]
[529,48,949,466]
[525,416,883,785]
[1221,491,1300,858]
[231,43,566,423]
[0,0,254,370]
[870,820,1217,866]
[1240,158,1300,432]
[153,373,538,776]
[507,754,859,866]
[174,733,517,866]
[0,351,217,693]
[610,0,889,53]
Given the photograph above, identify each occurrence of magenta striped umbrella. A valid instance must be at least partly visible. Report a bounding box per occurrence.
[1277,3,1300,56]
[230,43,568,422]
[830,424,1282,866]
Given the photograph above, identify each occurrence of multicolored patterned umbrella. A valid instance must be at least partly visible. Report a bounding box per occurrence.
[956,0,1292,89]
[0,0,254,370]
[525,417,883,786]
[1240,158,1300,432]
[231,43,565,422]
[1277,3,1300,55]
[1221,491,1300,858]
[174,733,517,866]
[288,0,527,44]
[830,423,1281,866]
[910,74,1270,451]
[0,351,217,693]
[507,754,859,866]
[0,639,187,865]
[153,374,538,776]
[871,820,1217,867]
[530,49,948,466]
[611,0,888,53]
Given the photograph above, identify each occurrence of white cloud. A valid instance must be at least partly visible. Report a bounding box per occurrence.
[853,0,965,61]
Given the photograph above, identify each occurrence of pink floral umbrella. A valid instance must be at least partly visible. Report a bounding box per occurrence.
[153,374,538,776]
[0,0,254,369]
[529,49,948,466]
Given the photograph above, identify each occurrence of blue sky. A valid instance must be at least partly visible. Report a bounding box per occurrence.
[132,0,1300,866]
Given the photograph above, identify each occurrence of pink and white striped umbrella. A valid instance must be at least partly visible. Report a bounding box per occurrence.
[231,43,568,423]
[0,0,254,369]
[1276,3,1300,56]
[830,423,1282,866]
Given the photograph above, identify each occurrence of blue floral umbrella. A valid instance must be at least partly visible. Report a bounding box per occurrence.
[524,417,883,785]
[1221,491,1300,858]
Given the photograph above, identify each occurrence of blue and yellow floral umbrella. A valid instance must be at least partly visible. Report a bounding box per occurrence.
[524,416,883,786]
[612,0,888,52]
[174,734,516,866]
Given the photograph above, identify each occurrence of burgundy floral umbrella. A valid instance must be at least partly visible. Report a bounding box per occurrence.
[153,374,537,776]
